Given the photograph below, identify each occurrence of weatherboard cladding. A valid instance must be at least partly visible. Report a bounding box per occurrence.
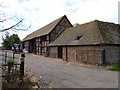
[49,20,120,46]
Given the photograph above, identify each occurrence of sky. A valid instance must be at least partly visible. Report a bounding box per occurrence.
[0,0,119,46]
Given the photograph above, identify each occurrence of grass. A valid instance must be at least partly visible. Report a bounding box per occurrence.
[107,64,120,71]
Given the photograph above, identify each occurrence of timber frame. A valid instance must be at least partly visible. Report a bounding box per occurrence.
[22,15,73,56]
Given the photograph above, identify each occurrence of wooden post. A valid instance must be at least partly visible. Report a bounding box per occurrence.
[76,50,77,61]
[5,52,7,64]
[13,53,15,60]
[20,53,25,76]
[65,46,68,62]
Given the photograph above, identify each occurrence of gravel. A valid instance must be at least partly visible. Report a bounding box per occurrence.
[25,53,118,88]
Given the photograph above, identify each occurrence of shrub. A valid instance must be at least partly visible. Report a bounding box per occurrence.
[7,59,15,74]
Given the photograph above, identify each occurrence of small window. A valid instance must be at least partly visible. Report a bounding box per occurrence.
[74,35,83,41]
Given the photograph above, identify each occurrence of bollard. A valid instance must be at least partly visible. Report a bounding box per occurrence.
[20,53,25,76]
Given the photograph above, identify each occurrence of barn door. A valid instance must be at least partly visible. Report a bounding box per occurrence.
[33,39,36,54]
[58,46,63,58]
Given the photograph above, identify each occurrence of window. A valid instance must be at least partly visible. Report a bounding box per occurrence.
[74,35,83,41]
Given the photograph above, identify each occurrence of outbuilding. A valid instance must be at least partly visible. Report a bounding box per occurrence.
[49,20,120,65]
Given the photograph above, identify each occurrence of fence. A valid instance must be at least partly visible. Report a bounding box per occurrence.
[0,50,21,75]
[1,50,21,64]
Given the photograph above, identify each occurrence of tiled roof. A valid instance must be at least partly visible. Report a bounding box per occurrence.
[23,15,65,41]
[49,20,120,46]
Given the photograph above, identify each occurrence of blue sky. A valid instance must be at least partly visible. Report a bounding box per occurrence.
[0,0,119,45]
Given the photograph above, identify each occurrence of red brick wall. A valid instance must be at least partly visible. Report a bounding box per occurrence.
[49,17,72,41]
[50,46,102,65]
[63,47,67,60]
[23,41,29,51]
[67,46,101,64]
[49,47,58,58]
[36,37,40,55]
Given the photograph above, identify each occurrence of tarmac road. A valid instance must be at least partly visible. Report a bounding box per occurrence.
[25,53,118,88]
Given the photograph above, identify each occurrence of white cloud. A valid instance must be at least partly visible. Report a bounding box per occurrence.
[0,0,119,46]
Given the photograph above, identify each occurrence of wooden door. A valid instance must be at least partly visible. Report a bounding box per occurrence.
[58,46,63,58]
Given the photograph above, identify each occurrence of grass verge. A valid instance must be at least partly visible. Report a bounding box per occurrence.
[107,64,120,71]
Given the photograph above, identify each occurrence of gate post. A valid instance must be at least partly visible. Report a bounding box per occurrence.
[5,52,7,64]
[20,53,25,76]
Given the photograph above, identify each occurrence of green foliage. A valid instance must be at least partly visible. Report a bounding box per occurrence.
[7,59,15,74]
[107,64,120,71]
[73,23,80,27]
[7,59,15,68]
[2,33,21,49]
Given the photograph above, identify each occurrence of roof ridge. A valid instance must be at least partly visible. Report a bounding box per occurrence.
[93,19,119,25]
[33,15,64,34]
[77,20,118,27]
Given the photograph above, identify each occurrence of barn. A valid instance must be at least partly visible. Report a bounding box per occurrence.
[49,20,120,65]
[22,15,72,56]
[22,15,120,65]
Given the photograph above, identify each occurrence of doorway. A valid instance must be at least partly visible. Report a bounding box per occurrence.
[58,46,63,58]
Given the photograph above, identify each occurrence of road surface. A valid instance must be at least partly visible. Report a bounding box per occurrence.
[25,53,118,88]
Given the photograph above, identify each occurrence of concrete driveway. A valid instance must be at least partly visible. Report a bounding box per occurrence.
[25,53,118,88]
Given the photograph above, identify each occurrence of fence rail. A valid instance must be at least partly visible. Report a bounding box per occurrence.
[0,50,21,64]
[2,64,20,76]
[0,50,24,76]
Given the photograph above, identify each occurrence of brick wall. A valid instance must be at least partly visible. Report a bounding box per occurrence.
[49,17,72,41]
[63,47,67,60]
[49,46,102,65]
[103,45,119,64]
[66,46,101,64]
[49,45,119,65]
[36,37,40,55]
[49,47,58,58]
[23,41,29,51]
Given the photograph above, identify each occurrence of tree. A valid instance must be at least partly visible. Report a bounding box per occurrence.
[73,23,80,27]
[2,33,20,49]
[0,2,30,50]
[0,2,31,33]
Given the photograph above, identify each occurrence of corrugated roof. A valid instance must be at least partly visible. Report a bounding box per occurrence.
[23,15,65,41]
[49,20,120,46]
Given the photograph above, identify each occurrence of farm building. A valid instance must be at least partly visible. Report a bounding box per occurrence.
[22,15,120,65]
[49,20,120,65]
[22,15,72,56]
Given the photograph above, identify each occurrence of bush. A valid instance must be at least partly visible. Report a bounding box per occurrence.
[7,59,15,74]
